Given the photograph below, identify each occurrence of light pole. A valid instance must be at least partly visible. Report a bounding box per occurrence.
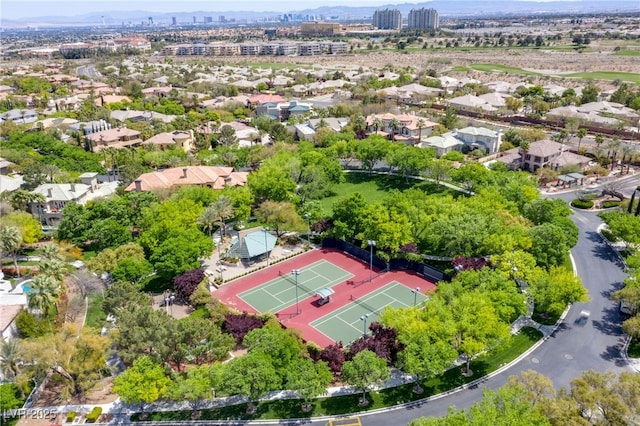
[304,213,311,246]
[263,227,270,267]
[292,269,301,315]
[411,287,421,306]
[360,313,370,337]
[367,240,376,282]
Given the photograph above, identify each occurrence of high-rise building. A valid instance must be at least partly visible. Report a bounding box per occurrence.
[219,16,226,23]
[147,17,153,26]
[192,16,196,24]
[204,16,213,23]
[407,8,439,30]
[171,17,177,25]
[372,9,402,30]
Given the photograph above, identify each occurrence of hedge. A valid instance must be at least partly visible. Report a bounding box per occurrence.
[66,411,76,423]
[86,407,102,423]
[571,199,594,209]
[601,201,620,208]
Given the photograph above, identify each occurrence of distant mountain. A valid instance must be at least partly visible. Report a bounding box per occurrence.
[2,1,639,27]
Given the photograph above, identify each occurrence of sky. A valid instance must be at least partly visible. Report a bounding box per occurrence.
[3,0,403,19]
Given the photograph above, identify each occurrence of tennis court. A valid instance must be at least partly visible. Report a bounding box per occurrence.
[310,282,429,344]
[238,259,353,313]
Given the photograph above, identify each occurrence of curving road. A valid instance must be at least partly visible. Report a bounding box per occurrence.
[317,180,636,426]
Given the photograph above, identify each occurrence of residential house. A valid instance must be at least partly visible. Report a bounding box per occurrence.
[141,86,174,98]
[454,126,503,154]
[497,139,591,172]
[0,109,38,124]
[247,94,286,108]
[85,127,143,151]
[378,83,443,104]
[111,110,176,124]
[0,157,15,175]
[448,94,497,113]
[222,122,271,147]
[419,134,464,157]
[255,100,312,122]
[95,95,131,107]
[31,173,119,226]
[124,166,248,193]
[366,113,438,143]
[142,130,195,152]
[546,101,639,127]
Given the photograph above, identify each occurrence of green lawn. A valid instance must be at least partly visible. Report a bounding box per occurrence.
[564,71,640,84]
[133,327,542,422]
[628,339,640,358]
[468,64,541,76]
[319,172,452,215]
[85,293,107,329]
[614,50,640,56]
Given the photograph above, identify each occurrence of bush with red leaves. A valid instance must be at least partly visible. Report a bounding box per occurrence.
[222,312,265,343]
[173,268,205,302]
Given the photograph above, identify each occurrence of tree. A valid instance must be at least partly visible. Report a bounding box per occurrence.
[388,117,401,140]
[216,125,239,147]
[102,281,152,316]
[399,337,457,393]
[208,196,234,239]
[149,228,213,280]
[576,128,587,151]
[0,225,22,276]
[222,352,280,410]
[528,267,589,316]
[247,162,297,203]
[242,325,303,375]
[27,274,61,317]
[113,356,171,412]
[341,350,390,405]
[505,97,523,115]
[111,256,153,284]
[581,83,599,105]
[331,193,367,241]
[440,108,459,130]
[285,358,332,410]
[0,339,22,380]
[255,200,303,237]
[354,136,391,175]
[166,364,224,411]
[0,383,24,410]
[527,223,570,268]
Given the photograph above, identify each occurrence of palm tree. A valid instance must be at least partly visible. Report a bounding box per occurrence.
[209,196,235,240]
[372,117,383,133]
[620,143,636,174]
[351,115,366,139]
[0,226,22,277]
[0,339,22,379]
[605,138,622,170]
[519,140,530,171]
[417,118,426,144]
[27,274,61,317]
[388,118,401,141]
[576,128,587,151]
[198,206,218,238]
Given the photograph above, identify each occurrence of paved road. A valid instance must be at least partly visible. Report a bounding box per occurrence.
[319,188,634,426]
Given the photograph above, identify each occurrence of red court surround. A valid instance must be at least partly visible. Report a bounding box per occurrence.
[213,248,437,347]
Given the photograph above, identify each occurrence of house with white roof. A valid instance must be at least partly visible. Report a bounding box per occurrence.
[448,94,497,113]
[419,126,502,157]
[366,113,438,144]
[30,173,119,226]
[0,109,38,124]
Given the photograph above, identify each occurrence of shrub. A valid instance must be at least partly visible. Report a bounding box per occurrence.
[86,407,102,423]
[66,411,76,423]
[601,201,621,208]
[571,199,594,209]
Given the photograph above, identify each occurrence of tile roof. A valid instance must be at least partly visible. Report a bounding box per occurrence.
[124,166,248,192]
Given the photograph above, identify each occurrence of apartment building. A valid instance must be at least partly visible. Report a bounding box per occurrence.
[407,8,439,30]
[373,9,402,30]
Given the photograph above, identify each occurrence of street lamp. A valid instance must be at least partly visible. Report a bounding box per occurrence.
[263,227,270,267]
[411,287,421,306]
[291,269,301,315]
[360,313,370,337]
[367,240,376,282]
[304,213,311,246]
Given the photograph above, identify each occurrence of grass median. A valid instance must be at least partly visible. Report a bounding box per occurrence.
[132,327,543,422]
